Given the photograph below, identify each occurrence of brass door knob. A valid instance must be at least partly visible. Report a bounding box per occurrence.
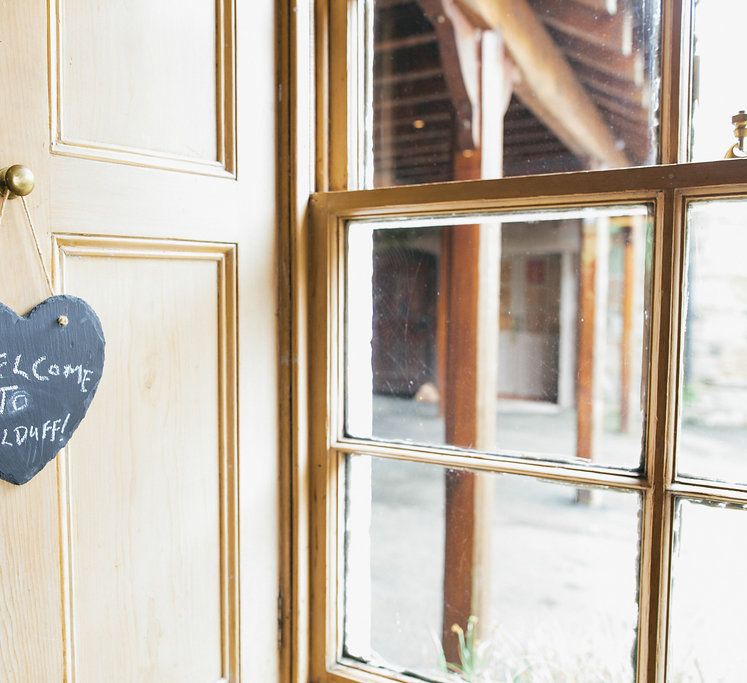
[0,164,35,198]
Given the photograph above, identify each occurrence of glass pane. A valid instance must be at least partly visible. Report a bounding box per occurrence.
[365,0,660,187]
[678,200,747,485]
[668,498,747,681]
[346,205,653,470]
[343,456,642,681]
[688,0,747,162]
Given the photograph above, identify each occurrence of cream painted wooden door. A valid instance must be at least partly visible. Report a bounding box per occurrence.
[0,1,279,681]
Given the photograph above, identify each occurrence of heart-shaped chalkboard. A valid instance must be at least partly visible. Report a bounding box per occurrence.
[0,296,105,485]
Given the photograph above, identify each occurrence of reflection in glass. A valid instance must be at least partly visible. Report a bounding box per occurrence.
[668,499,747,681]
[367,0,660,187]
[679,200,747,485]
[345,206,653,470]
[344,456,642,681]
[689,0,747,161]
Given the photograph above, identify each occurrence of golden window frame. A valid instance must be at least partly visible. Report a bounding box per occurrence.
[278,1,747,682]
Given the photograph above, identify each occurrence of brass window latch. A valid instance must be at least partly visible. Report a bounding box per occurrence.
[725,111,747,159]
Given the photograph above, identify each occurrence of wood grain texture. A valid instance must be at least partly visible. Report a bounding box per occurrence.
[0,1,62,680]
[457,0,629,167]
[0,0,279,679]
[50,0,236,175]
[55,239,237,683]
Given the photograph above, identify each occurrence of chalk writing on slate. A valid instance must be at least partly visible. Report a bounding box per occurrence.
[0,296,105,485]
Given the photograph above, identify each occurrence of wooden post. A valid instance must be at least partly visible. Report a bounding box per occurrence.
[576,220,597,463]
[441,154,497,662]
[576,217,609,502]
[437,237,450,415]
[440,28,507,664]
[557,249,578,409]
[620,225,634,432]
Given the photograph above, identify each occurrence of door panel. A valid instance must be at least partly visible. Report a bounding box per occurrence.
[50,0,235,176]
[54,0,222,166]
[0,0,278,680]
[56,239,236,682]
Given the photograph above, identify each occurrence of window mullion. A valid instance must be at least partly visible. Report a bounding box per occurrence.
[641,189,684,683]
[659,0,689,165]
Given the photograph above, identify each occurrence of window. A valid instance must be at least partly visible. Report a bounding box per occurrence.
[309,1,747,681]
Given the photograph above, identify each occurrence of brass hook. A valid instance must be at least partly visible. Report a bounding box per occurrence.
[0,164,35,198]
[725,111,747,159]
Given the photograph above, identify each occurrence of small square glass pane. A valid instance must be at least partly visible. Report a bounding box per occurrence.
[345,205,653,470]
[668,498,747,681]
[365,0,661,187]
[343,456,642,681]
[688,0,747,162]
[678,199,747,485]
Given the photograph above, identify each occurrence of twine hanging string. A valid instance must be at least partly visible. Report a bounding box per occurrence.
[0,188,9,227]
[0,188,55,296]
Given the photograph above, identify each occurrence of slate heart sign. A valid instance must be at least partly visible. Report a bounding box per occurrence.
[0,296,105,485]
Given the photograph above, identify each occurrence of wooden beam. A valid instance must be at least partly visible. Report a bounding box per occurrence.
[504,128,561,145]
[377,112,453,131]
[440,31,508,663]
[503,109,555,131]
[376,155,453,173]
[594,99,648,130]
[456,0,628,168]
[375,32,436,52]
[560,32,644,86]
[504,140,572,156]
[620,226,634,433]
[577,220,596,464]
[376,122,453,143]
[578,70,646,108]
[443,469,481,657]
[576,217,609,506]
[377,0,418,6]
[573,0,617,13]
[592,92,649,125]
[375,66,443,87]
[375,128,454,147]
[441,191,486,663]
[373,92,452,110]
[374,77,448,103]
[374,142,452,161]
[504,154,582,176]
[383,168,452,182]
[419,0,482,150]
[441,222,498,662]
[530,0,633,54]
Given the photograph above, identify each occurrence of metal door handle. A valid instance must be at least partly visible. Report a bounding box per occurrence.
[0,164,35,198]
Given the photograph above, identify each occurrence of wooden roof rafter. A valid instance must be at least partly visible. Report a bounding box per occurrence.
[557,31,644,86]
[456,0,629,168]
[572,0,618,13]
[529,0,633,54]
[418,0,483,150]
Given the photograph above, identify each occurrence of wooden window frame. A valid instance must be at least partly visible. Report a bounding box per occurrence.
[278,1,747,682]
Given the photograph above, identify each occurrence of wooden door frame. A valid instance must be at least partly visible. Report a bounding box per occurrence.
[277,1,315,683]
